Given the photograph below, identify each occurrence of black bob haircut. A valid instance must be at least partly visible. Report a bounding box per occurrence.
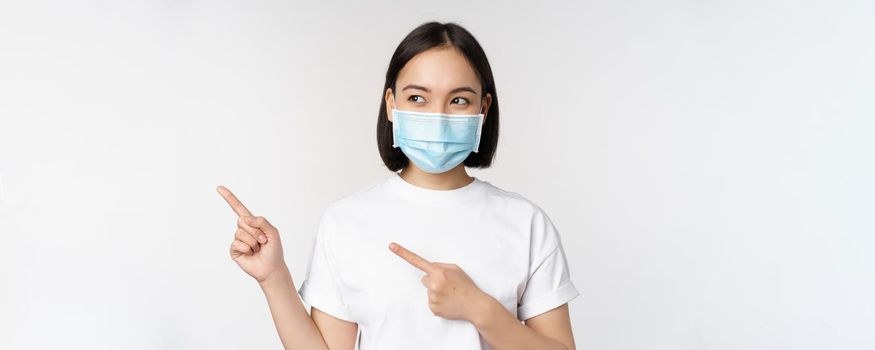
[376,21,500,172]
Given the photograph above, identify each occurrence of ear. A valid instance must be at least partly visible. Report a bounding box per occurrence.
[385,87,395,122]
[481,92,493,120]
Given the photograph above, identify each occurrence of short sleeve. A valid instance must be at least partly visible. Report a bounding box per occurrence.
[297,210,355,322]
[517,208,580,321]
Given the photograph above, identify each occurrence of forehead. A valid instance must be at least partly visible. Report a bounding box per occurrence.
[396,46,481,93]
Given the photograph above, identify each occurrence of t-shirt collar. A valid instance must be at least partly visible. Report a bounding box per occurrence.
[383,172,486,206]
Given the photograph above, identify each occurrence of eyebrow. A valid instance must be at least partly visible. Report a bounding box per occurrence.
[401,84,478,95]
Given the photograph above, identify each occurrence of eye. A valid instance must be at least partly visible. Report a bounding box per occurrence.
[408,95,426,103]
[452,97,470,105]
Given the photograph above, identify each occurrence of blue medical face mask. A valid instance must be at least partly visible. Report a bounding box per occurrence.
[391,97,485,174]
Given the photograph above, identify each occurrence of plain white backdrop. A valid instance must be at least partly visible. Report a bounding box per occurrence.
[1,0,873,349]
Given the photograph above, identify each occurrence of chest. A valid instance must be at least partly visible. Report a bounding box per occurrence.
[331,207,531,323]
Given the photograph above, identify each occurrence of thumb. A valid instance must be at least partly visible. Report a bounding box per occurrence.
[245,216,280,240]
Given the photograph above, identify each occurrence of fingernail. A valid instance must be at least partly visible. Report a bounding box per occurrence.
[259,234,267,243]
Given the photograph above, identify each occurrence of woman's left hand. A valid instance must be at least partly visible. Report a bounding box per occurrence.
[389,242,491,322]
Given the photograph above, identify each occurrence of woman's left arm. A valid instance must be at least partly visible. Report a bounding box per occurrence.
[470,292,575,350]
[389,242,575,350]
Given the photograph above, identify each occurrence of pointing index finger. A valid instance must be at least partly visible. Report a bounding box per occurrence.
[389,242,435,274]
[216,185,254,217]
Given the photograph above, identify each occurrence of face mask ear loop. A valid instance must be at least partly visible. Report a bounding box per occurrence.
[471,100,485,153]
[391,93,400,148]
[470,114,483,153]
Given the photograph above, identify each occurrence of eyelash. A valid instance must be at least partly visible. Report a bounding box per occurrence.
[408,95,470,105]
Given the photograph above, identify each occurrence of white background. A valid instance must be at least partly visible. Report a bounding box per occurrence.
[1,0,873,349]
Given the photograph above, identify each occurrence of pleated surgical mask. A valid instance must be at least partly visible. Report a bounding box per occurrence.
[390,100,485,174]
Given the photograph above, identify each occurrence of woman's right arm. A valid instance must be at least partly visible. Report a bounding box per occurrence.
[217,185,357,349]
[258,268,359,349]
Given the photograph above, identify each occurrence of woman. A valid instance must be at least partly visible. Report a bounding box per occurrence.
[217,21,579,350]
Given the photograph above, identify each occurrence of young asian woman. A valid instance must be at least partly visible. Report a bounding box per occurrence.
[218,21,579,350]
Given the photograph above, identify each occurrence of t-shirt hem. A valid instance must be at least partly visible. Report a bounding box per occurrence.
[298,282,356,323]
[516,281,580,321]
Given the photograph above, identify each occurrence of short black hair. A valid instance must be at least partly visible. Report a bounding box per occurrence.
[377,21,500,172]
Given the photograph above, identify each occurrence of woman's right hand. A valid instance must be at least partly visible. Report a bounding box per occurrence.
[216,185,288,285]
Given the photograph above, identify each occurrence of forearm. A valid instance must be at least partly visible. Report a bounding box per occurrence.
[259,268,328,350]
[471,295,569,350]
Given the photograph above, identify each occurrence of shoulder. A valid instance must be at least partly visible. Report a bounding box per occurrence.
[318,175,392,222]
[479,180,565,256]
[479,179,553,221]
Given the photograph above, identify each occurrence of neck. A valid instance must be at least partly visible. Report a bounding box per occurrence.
[398,163,474,190]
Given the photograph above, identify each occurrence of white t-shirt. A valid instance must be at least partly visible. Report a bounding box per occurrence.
[297,172,579,350]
